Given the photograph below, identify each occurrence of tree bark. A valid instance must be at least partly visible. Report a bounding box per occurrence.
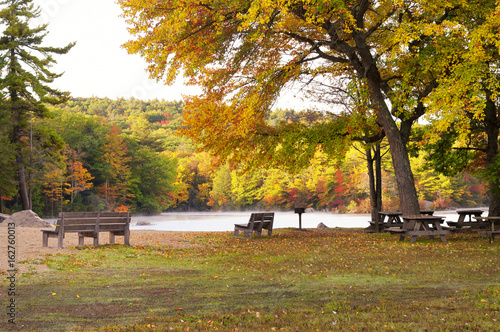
[351,30,420,217]
[366,80,420,216]
[484,91,500,217]
[366,143,383,232]
[16,151,30,210]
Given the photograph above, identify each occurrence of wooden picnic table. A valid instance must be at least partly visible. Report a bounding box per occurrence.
[447,209,485,228]
[474,216,500,244]
[390,215,452,243]
[375,210,434,232]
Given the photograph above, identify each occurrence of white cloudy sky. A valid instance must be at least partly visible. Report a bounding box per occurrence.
[38,0,200,101]
[36,0,303,108]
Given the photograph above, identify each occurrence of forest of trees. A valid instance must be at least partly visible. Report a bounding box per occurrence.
[0,97,488,217]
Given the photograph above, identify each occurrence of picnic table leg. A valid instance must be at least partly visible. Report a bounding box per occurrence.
[379,214,386,232]
[491,223,495,244]
[410,222,422,243]
[423,222,435,240]
[399,220,408,242]
[434,221,448,243]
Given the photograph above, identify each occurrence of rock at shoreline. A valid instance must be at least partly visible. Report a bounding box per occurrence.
[317,222,328,229]
[136,220,153,226]
[0,213,9,223]
[6,210,53,228]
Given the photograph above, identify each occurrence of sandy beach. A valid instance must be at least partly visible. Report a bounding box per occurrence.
[0,220,199,275]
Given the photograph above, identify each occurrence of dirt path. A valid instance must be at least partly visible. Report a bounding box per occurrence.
[0,216,200,275]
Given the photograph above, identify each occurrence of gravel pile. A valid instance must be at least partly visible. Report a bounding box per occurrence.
[5,210,53,228]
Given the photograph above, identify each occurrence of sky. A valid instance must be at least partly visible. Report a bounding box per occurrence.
[37,0,201,102]
[35,0,301,108]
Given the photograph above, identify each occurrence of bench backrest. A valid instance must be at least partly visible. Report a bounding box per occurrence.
[261,212,274,230]
[55,212,130,233]
[249,212,274,232]
[247,213,264,229]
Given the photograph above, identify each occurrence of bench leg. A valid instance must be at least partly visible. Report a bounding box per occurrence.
[109,232,115,244]
[42,233,48,247]
[234,227,252,239]
[58,233,64,248]
[93,233,99,247]
[78,235,85,246]
[124,229,130,246]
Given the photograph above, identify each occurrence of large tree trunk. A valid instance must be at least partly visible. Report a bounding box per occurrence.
[366,144,383,232]
[12,110,30,211]
[353,35,421,217]
[484,91,500,217]
[16,151,30,210]
[367,82,420,216]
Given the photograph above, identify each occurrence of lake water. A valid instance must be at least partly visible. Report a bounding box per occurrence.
[130,210,468,232]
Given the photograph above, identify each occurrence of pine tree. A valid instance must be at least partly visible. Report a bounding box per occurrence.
[0,0,75,210]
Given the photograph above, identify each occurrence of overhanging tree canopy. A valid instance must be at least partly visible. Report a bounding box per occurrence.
[120,0,466,215]
[421,1,500,216]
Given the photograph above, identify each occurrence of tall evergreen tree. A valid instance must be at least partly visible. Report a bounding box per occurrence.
[0,0,74,210]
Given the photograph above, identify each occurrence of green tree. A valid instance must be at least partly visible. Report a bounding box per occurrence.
[100,124,132,211]
[0,115,16,213]
[0,0,74,210]
[421,1,500,215]
[127,141,177,214]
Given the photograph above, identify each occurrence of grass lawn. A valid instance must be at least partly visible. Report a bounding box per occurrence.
[3,228,500,331]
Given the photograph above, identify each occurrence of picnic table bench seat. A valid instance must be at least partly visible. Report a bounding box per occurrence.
[386,227,405,234]
[234,213,274,239]
[474,216,500,244]
[476,229,500,243]
[42,212,131,248]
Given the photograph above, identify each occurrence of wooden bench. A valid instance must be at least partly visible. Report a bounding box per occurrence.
[234,213,274,239]
[42,212,131,248]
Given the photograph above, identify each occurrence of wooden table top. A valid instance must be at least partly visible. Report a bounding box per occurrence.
[456,209,484,214]
[403,215,445,221]
[379,211,402,216]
